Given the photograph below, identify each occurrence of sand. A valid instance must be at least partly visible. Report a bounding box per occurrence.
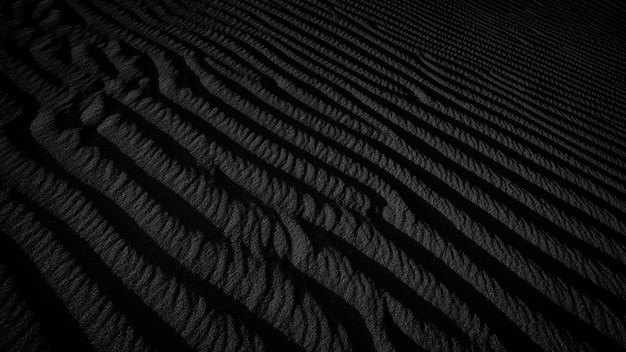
[1,0,626,351]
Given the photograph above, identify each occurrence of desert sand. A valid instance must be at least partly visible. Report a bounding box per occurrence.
[1,0,626,351]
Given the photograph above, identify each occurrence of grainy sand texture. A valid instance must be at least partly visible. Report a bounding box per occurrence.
[1,0,626,351]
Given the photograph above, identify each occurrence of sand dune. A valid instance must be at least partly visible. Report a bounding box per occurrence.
[1,0,626,351]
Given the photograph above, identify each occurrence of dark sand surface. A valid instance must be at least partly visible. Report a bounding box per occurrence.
[1,0,626,351]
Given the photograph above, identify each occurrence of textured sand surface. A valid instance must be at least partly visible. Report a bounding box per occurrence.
[1,0,626,351]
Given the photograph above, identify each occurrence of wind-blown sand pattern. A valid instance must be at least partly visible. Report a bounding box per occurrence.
[1,0,626,351]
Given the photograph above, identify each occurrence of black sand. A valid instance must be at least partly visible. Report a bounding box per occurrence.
[1,0,626,351]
